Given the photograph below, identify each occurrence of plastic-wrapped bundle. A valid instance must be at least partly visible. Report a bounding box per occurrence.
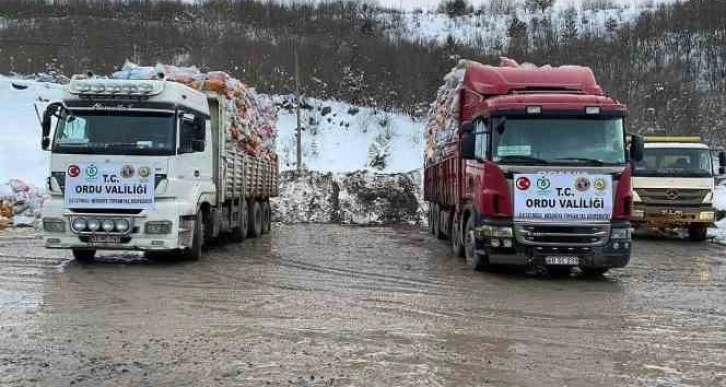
[423,60,468,165]
[110,62,278,161]
[0,179,48,229]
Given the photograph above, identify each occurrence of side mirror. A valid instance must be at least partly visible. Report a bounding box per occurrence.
[41,103,61,150]
[719,151,726,168]
[460,131,476,160]
[630,135,644,162]
[460,122,474,134]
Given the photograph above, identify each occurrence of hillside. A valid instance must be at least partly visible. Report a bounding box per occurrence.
[0,0,725,141]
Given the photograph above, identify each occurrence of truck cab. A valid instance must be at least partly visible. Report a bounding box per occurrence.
[631,136,726,241]
[40,74,277,261]
[425,59,644,275]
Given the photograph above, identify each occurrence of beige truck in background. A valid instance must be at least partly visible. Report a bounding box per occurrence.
[631,136,725,241]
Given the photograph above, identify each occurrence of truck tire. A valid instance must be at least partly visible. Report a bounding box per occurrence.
[261,201,271,234]
[464,217,489,271]
[183,211,204,261]
[230,200,248,242]
[437,209,448,240]
[451,213,465,258]
[248,201,262,238]
[72,249,96,262]
[688,226,708,242]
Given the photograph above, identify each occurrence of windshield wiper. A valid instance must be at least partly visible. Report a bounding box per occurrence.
[553,157,617,166]
[498,155,550,165]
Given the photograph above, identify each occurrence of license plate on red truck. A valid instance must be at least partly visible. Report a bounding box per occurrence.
[545,256,579,265]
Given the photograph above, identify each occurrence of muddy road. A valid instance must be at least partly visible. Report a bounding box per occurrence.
[1,225,725,387]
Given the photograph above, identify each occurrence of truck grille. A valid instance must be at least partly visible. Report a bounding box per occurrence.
[635,188,709,206]
[514,224,610,247]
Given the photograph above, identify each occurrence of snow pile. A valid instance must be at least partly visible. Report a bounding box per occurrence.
[0,179,48,229]
[112,61,278,160]
[0,77,64,187]
[272,170,424,225]
[275,97,424,173]
[708,185,726,244]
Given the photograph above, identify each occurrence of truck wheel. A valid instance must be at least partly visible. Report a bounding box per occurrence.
[183,211,203,261]
[248,201,262,238]
[451,214,464,258]
[72,249,96,262]
[688,226,708,242]
[230,200,248,242]
[437,209,448,240]
[261,201,271,234]
[464,217,489,271]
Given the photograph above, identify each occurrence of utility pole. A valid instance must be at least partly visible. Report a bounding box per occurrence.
[294,40,302,172]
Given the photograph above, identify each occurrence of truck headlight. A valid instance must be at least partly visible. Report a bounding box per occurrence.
[145,221,172,235]
[102,219,115,232]
[87,219,100,232]
[611,228,632,240]
[71,217,87,232]
[115,219,130,233]
[43,218,66,233]
[477,225,513,238]
[632,210,645,219]
[699,211,715,221]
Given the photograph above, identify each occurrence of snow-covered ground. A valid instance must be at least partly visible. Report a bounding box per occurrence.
[275,97,423,173]
[0,77,63,187]
[377,0,678,50]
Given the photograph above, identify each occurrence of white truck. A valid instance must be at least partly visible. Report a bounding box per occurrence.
[631,136,725,241]
[39,74,279,261]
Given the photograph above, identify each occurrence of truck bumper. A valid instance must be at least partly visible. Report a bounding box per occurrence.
[473,219,631,269]
[631,204,716,228]
[40,198,195,252]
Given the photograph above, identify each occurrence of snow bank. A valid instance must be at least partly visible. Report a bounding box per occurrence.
[0,77,64,187]
[272,169,425,225]
[275,97,424,173]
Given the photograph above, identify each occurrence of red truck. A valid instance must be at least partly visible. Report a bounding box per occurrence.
[424,58,644,275]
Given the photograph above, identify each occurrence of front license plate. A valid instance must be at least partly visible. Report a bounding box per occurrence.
[545,256,579,265]
[90,235,121,244]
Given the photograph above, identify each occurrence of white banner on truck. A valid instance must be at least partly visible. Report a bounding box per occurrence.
[513,173,613,222]
[64,163,154,209]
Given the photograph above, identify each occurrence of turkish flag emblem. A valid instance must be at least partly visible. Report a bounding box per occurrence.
[67,165,81,178]
[515,176,531,191]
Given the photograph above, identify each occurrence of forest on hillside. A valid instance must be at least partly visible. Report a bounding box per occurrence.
[0,0,725,143]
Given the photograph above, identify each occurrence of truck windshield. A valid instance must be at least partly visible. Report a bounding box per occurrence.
[52,112,176,156]
[492,117,626,165]
[633,147,713,177]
